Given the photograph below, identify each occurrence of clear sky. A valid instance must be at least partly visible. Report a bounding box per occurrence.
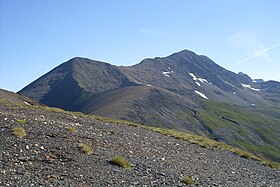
[1,0,279,92]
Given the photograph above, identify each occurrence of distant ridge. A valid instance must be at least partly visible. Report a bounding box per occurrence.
[19,49,280,162]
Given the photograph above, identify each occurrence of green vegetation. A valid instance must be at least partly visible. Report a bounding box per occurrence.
[110,156,132,170]
[79,143,92,154]
[15,118,26,124]
[177,111,199,125]
[196,100,280,163]
[72,111,85,117]
[43,106,66,113]
[12,126,27,138]
[147,126,280,168]
[66,126,77,133]
[182,176,195,185]
[235,140,280,163]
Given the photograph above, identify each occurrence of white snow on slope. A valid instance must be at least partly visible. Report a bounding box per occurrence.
[189,72,209,84]
[195,90,208,99]
[241,84,260,91]
[163,71,170,77]
[198,78,209,83]
[189,73,197,80]
[24,101,31,105]
[195,82,201,86]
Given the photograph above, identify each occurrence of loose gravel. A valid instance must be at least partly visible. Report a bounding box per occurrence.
[0,102,280,186]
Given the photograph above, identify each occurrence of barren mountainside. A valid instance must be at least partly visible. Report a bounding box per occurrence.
[19,49,280,163]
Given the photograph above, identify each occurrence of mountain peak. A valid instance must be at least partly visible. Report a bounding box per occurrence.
[168,49,199,58]
[18,49,280,163]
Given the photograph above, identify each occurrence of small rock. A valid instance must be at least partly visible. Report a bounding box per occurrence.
[113,169,121,172]
[131,182,139,185]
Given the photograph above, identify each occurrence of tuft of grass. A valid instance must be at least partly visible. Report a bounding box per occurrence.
[79,143,92,154]
[15,118,26,124]
[110,156,132,170]
[44,106,66,113]
[182,176,195,185]
[72,111,84,117]
[233,149,252,159]
[66,126,77,133]
[12,126,27,138]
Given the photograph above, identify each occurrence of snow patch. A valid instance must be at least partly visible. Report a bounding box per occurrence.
[195,82,201,86]
[241,84,260,91]
[162,71,170,77]
[189,72,210,84]
[146,84,152,87]
[251,104,256,106]
[163,69,175,77]
[198,78,209,83]
[24,101,30,105]
[233,92,236,95]
[189,73,197,81]
[195,90,208,100]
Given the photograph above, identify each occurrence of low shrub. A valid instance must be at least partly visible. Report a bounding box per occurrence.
[15,118,26,124]
[66,126,77,133]
[79,143,92,154]
[12,126,27,138]
[110,156,132,170]
[182,176,195,185]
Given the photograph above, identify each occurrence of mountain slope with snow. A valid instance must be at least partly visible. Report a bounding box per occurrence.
[19,49,280,162]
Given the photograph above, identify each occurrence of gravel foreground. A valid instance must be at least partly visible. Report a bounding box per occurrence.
[0,102,280,186]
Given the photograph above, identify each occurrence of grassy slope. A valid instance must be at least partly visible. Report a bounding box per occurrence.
[197,100,280,162]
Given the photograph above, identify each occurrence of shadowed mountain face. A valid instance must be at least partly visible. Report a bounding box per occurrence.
[19,49,280,162]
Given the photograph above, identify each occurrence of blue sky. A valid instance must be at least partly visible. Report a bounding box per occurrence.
[1,0,279,92]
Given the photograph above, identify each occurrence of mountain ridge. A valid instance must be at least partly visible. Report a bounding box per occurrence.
[18,49,280,162]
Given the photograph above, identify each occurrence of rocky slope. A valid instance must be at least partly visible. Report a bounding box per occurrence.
[18,50,280,162]
[1,89,280,186]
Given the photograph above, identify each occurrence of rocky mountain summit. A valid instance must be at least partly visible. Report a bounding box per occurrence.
[1,89,280,186]
[18,50,280,163]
